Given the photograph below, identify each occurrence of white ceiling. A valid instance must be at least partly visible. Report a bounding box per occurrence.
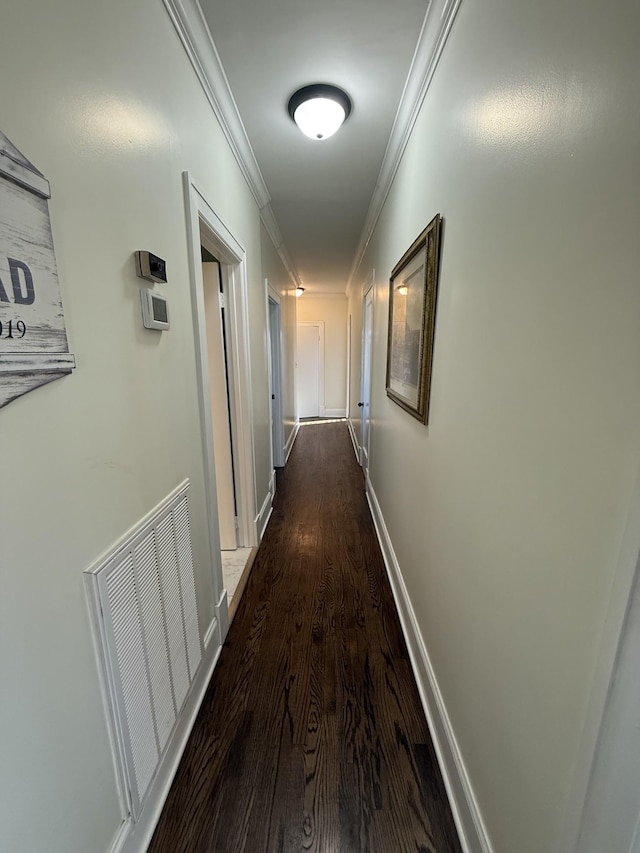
[198,0,431,294]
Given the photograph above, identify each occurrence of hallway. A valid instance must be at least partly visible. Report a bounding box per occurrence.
[149,421,461,852]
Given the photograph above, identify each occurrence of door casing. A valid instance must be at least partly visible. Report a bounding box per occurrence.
[360,281,374,476]
[183,172,258,625]
[266,280,285,467]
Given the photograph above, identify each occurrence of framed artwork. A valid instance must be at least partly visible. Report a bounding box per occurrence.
[0,129,75,409]
[385,213,442,423]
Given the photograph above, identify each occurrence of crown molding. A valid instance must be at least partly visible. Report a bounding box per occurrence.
[163,0,269,207]
[164,0,302,288]
[259,205,302,288]
[163,0,461,297]
[347,0,463,289]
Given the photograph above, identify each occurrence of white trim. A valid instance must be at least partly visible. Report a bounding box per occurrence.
[108,818,131,853]
[114,634,222,853]
[557,468,640,852]
[347,417,360,463]
[360,278,374,472]
[256,469,276,541]
[203,615,219,651]
[163,0,268,207]
[366,475,493,853]
[183,172,258,559]
[162,0,464,300]
[284,420,299,463]
[345,313,351,419]
[162,0,301,289]
[259,206,301,289]
[266,279,285,468]
[347,0,464,289]
[215,591,230,644]
[221,262,258,548]
[324,408,346,418]
[267,283,281,304]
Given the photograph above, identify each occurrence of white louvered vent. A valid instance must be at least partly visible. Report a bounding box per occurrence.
[85,482,202,820]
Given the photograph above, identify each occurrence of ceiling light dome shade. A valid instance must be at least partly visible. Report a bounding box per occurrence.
[288,85,352,140]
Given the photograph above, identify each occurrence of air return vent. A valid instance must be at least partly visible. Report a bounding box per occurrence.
[85,481,201,820]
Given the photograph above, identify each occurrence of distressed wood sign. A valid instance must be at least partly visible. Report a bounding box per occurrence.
[0,130,75,408]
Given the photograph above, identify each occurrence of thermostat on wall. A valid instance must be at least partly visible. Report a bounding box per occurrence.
[135,250,167,283]
[140,288,170,330]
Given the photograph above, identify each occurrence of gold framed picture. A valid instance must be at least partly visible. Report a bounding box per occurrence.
[385,213,442,424]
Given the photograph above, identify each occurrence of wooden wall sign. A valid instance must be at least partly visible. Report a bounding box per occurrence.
[0,129,75,409]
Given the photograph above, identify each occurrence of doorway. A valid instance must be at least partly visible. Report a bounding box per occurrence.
[184,172,258,635]
[202,254,237,551]
[297,321,324,418]
[360,284,374,477]
[266,281,285,467]
[201,247,255,612]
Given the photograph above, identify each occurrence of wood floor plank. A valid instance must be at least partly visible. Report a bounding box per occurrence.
[149,421,462,853]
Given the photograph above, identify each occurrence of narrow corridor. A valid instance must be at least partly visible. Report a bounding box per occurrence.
[149,421,461,852]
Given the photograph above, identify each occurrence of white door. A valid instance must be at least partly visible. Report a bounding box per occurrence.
[203,260,237,551]
[267,290,285,467]
[297,323,320,418]
[360,286,373,474]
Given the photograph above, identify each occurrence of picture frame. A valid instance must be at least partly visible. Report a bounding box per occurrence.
[385,213,442,424]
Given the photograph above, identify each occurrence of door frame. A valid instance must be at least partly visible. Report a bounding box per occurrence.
[360,275,374,474]
[346,313,351,420]
[265,279,285,468]
[183,172,258,614]
[202,260,237,551]
[558,468,640,850]
[297,320,325,418]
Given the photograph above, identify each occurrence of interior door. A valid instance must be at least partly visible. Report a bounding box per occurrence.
[360,287,373,474]
[297,323,320,418]
[202,260,237,550]
[268,293,285,466]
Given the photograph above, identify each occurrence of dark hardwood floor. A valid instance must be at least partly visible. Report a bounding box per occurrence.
[149,421,462,853]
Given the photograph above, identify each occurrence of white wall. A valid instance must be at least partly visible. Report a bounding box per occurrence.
[297,294,348,416]
[260,223,298,450]
[348,0,640,850]
[0,0,274,850]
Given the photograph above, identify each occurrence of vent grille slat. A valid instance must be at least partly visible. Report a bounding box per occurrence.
[106,555,158,800]
[135,532,175,752]
[157,515,190,710]
[174,499,202,679]
[87,483,202,821]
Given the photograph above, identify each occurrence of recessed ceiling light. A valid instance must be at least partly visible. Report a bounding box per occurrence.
[287,84,352,141]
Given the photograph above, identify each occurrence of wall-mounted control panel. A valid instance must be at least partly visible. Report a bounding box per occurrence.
[135,251,167,283]
[140,288,169,330]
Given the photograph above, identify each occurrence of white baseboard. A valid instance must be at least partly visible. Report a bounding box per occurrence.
[284,421,299,463]
[113,630,222,853]
[347,417,360,463]
[108,818,131,853]
[366,475,493,853]
[256,470,275,542]
[203,615,219,650]
[325,408,346,418]
[215,591,229,644]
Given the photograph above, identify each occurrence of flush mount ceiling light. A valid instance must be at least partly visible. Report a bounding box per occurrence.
[295,286,305,297]
[287,84,352,141]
